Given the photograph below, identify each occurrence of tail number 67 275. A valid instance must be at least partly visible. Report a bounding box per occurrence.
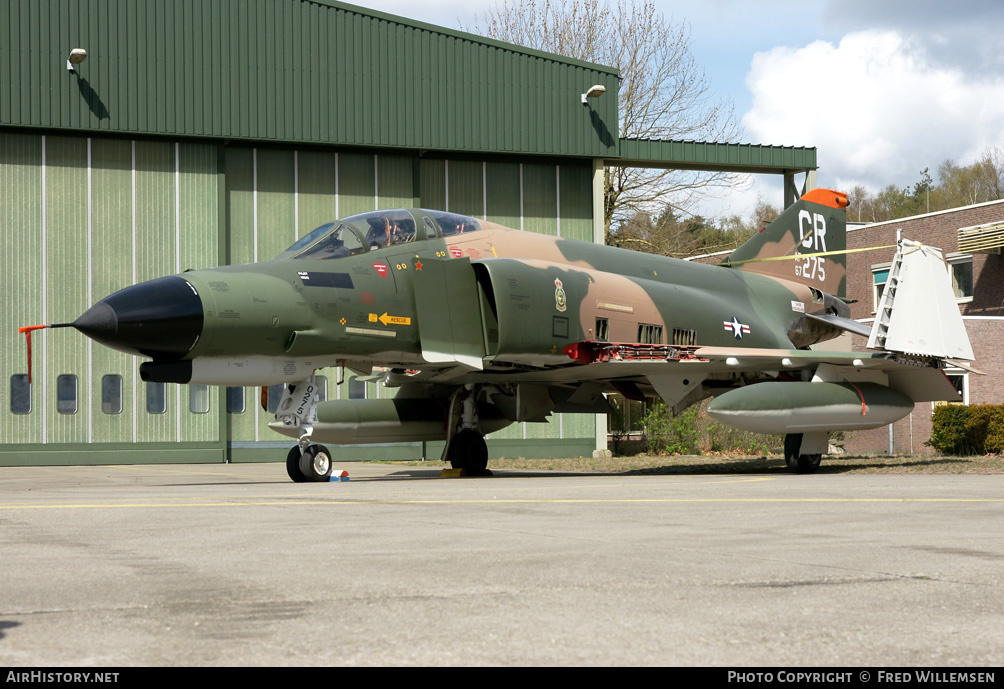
[795,255,826,282]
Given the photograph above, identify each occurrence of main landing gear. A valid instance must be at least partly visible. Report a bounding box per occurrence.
[275,376,335,483]
[443,384,490,476]
[784,433,823,474]
[447,429,489,474]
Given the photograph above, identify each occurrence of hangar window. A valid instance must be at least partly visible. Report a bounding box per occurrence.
[146,382,166,414]
[267,384,285,413]
[947,254,973,302]
[189,385,210,414]
[57,375,78,414]
[227,386,245,414]
[10,375,31,414]
[348,376,366,400]
[102,375,123,414]
[314,376,328,402]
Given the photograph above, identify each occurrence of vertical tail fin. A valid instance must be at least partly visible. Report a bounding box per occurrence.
[725,189,848,298]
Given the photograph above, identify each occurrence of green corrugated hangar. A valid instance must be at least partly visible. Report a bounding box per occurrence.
[1,0,817,466]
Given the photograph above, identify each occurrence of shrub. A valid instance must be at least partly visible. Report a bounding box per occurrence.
[927,405,970,455]
[928,404,1004,455]
[644,402,701,455]
[641,399,780,456]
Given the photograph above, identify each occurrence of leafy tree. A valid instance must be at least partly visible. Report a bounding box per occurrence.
[937,148,1004,207]
[462,0,744,238]
[846,147,1004,223]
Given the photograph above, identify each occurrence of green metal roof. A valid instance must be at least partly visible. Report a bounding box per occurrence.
[614,139,817,173]
[1,0,620,158]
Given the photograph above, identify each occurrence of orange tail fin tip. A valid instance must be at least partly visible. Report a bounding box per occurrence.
[800,188,849,209]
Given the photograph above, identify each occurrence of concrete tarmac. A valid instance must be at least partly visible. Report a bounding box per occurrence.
[1,462,1002,667]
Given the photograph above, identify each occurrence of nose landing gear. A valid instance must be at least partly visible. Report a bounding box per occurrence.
[276,376,335,483]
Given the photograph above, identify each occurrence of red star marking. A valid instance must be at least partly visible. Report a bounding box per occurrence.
[415,260,423,271]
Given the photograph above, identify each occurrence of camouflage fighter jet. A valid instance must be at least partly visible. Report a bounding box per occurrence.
[42,189,976,480]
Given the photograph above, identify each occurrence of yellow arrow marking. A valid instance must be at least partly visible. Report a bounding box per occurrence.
[378,312,411,326]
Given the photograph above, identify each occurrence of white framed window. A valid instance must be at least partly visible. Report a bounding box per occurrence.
[946,253,973,303]
[934,369,968,408]
[871,262,891,313]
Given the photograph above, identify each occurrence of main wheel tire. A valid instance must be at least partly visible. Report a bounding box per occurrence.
[299,444,333,482]
[448,430,489,475]
[784,433,822,474]
[286,446,308,483]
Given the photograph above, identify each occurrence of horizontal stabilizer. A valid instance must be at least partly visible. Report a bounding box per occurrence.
[806,313,872,338]
[867,240,974,360]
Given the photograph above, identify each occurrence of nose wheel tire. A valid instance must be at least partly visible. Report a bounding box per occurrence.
[299,444,334,482]
[447,430,489,475]
[286,446,308,483]
[784,433,822,474]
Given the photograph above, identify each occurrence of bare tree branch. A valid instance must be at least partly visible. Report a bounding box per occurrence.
[462,0,745,236]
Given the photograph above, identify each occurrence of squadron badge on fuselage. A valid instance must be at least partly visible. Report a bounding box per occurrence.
[554,278,567,313]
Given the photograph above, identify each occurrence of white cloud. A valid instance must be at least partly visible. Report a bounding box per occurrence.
[742,30,1004,194]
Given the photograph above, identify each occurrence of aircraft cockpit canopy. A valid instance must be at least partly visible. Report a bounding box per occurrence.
[286,209,483,259]
[289,222,366,260]
[424,210,482,236]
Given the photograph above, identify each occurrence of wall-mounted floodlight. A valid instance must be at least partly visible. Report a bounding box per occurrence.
[581,84,606,105]
[67,48,87,73]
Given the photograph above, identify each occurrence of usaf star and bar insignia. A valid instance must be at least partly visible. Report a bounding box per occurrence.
[723,316,751,339]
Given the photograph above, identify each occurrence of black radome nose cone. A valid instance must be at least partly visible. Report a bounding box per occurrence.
[74,276,204,359]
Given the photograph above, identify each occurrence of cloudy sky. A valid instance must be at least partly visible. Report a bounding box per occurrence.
[353,0,1004,221]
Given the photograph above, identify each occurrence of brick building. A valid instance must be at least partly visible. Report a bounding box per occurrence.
[844,200,1004,454]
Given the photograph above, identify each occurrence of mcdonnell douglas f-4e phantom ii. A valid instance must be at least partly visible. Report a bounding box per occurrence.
[40,188,976,480]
